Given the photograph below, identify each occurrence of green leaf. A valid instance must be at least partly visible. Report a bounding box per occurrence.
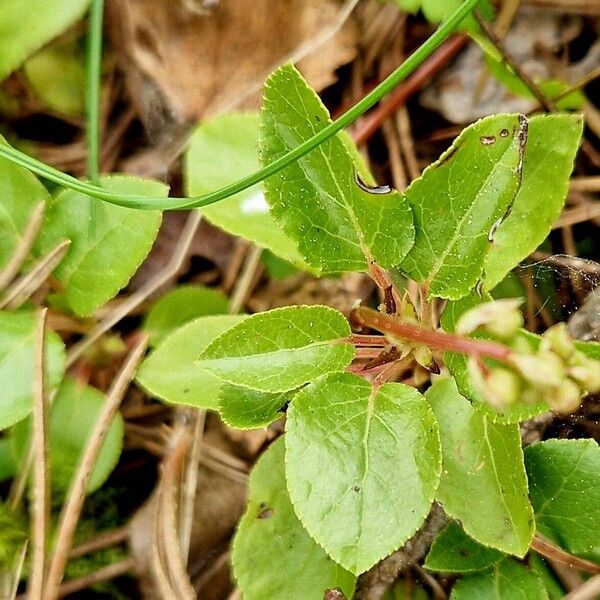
[185,113,309,270]
[484,114,583,290]
[260,64,414,273]
[34,175,166,316]
[0,438,17,482]
[23,39,85,117]
[400,114,527,300]
[143,284,228,347]
[525,439,600,562]
[528,554,565,600]
[198,305,354,393]
[426,378,534,556]
[136,315,248,410]
[0,0,91,81]
[0,153,50,270]
[286,372,441,574]
[12,377,123,495]
[425,521,504,573]
[232,437,356,600]
[218,385,288,429]
[451,558,548,600]
[441,296,550,423]
[0,310,65,429]
[484,56,585,112]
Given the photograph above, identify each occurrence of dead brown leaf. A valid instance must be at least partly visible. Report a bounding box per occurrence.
[105,0,358,133]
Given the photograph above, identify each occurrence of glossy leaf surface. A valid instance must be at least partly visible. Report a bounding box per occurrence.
[34,175,167,316]
[426,378,534,556]
[525,439,600,562]
[198,305,354,393]
[232,438,356,599]
[286,373,441,574]
[400,114,527,299]
[260,64,414,273]
[137,315,247,409]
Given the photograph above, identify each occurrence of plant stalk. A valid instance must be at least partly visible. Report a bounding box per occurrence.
[353,306,512,363]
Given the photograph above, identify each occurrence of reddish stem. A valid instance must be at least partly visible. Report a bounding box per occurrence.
[353,306,512,363]
[353,34,469,146]
[348,334,387,347]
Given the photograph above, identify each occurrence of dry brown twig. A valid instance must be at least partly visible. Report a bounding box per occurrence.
[43,335,149,600]
[0,241,71,311]
[27,308,50,600]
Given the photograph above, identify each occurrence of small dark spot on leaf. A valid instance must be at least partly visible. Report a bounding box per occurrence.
[183,388,190,394]
[480,135,496,146]
[315,115,321,122]
[459,548,469,557]
[499,128,509,138]
[257,504,273,519]
[352,485,360,492]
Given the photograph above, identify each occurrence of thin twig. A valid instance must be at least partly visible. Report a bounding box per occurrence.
[553,204,600,229]
[66,211,201,367]
[531,534,600,575]
[0,202,45,292]
[44,336,149,600]
[228,244,263,314]
[27,308,49,600]
[0,240,70,310]
[7,542,28,600]
[56,557,135,598]
[569,176,600,194]
[68,525,130,559]
[563,574,600,600]
[354,35,469,146]
[179,409,206,565]
[473,10,555,112]
[156,432,196,600]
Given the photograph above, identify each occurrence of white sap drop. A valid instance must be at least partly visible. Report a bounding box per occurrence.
[240,190,269,215]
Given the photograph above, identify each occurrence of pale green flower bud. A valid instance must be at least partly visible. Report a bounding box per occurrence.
[568,359,600,393]
[541,323,576,361]
[485,368,521,410]
[508,352,564,389]
[547,379,583,414]
[456,298,523,339]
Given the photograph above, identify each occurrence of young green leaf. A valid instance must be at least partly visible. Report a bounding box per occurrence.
[426,378,534,556]
[0,310,65,429]
[260,64,414,273]
[286,373,441,574]
[441,297,550,423]
[218,385,288,429]
[33,175,167,316]
[425,521,504,573]
[11,377,123,495]
[143,284,228,347]
[528,554,565,600]
[198,305,354,393]
[185,113,310,269]
[400,114,527,300]
[525,439,600,563]
[0,438,17,483]
[232,437,356,600]
[136,314,248,410]
[23,39,86,117]
[483,114,583,289]
[0,154,50,270]
[0,0,92,81]
[451,558,548,600]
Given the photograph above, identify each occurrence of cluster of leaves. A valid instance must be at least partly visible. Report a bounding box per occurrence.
[137,65,600,598]
[1,4,600,597]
